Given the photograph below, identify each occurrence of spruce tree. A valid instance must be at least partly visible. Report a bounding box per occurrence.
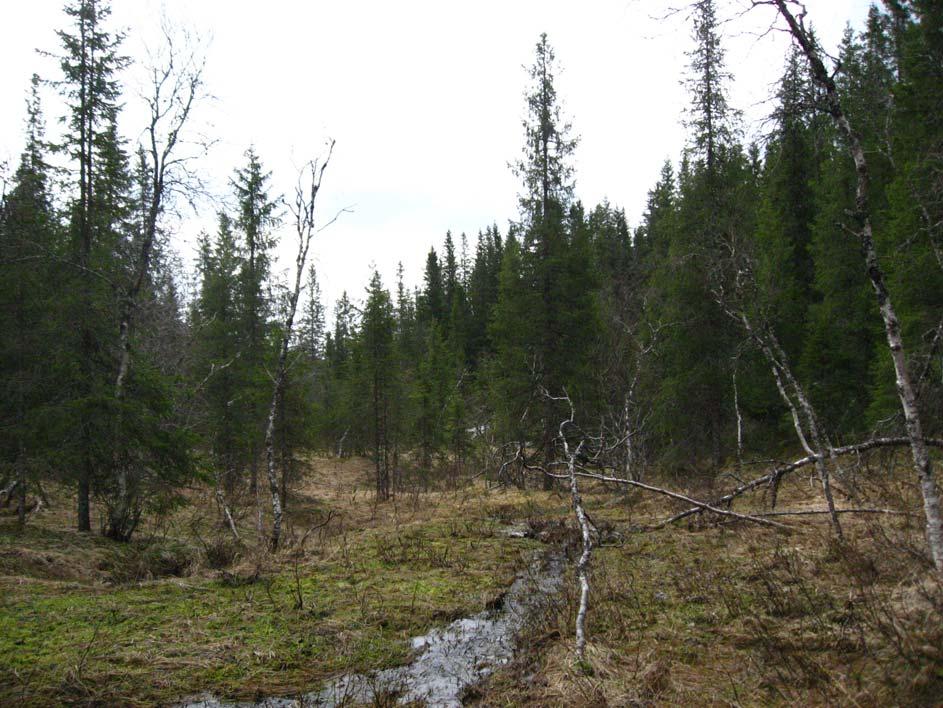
[299,264,325,362]
[193,214,245,493]
[798,31,881,436]
[503,34,600,480]
[467,225,503,365]
[644,0,745,467]
[231,148,280,493]
[0,76,59,524]
[685,0,735,177]
[53,0,130,530]
[419,247,446,327]
[488,232,537,449]
[359,272,396,499]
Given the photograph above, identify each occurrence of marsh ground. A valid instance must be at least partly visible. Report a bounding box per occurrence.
[2,454,942,706]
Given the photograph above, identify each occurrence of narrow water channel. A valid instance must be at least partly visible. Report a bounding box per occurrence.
[183,549,564,707]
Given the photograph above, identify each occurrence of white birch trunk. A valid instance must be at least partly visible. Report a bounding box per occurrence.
[214,469,240,542]
[773,0,943,570]
[560,412,592,665]
[265,145,335,551]
[733,367,744,471]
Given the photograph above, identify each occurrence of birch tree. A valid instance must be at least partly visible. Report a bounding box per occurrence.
[765,0,943,571]
[106,24,207,540]
[264,142,334,551]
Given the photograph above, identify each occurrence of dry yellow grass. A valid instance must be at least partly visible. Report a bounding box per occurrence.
[3,452,942,706]
[474,453,943,706]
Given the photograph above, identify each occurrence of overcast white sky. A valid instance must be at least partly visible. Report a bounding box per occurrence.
[1,0,873,313]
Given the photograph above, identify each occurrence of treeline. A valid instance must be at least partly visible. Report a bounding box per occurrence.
[2,1,941,541]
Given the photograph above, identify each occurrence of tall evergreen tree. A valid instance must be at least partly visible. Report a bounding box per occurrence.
[513,33,578,226]
[0,76,59,525]
[467,225,503,365]
[644,0,745,467]
[193,214,245,494]
[685,0,735,176]
[504,34,600,481]
[53,0,130,531]
[359,272,396,499]
[419,247,446,326]
[299,264,325,361]
[231,148,280,493]
[753,47,817,338]
[488,232,537,447]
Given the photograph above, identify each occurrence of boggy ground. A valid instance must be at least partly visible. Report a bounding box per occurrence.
[0,457,552,706]
[2,453,943,706]
[475,456,943,707]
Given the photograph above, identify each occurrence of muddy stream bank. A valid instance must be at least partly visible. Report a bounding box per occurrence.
[183,524,566,707]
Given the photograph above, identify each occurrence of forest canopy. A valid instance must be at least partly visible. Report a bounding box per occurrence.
[0,0,941,547]
[3,0,943,704]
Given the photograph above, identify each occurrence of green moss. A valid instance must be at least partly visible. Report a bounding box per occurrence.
[0,509,541,706]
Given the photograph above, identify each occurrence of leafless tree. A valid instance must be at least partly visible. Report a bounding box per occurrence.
[759,0,943,572]
[526,386,799,667]
[709,238,844,537]
[548,392,594,665]
[264,141,335,552]
[107,24,208,540]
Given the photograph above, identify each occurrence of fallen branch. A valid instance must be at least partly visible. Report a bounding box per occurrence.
[654,437,943,528]
[754,508,917,518]
[542,468,791,531]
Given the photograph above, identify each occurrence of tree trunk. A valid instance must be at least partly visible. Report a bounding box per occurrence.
[75,16,93,535]
[263,366,286,551]
[78,460,92,532]
[265,144,334,551]
[215,467,240,541]
[567,440,592,665]
[17,452,27,528]
[773,0,943,570]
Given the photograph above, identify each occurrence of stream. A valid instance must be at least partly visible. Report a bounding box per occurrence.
[183,545,564,707]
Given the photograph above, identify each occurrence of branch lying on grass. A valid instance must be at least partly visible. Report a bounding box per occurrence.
[654,437,943,529]
[753,508,917,518]
[540,468,792,531]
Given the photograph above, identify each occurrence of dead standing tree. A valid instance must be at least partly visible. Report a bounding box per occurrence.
[603,314,667,484]
[264,141,335,552]
[762,0,943,572]
[107,26,207,540]
[549,392,594,665]
[709,238,844,537]
[532,390,791,667]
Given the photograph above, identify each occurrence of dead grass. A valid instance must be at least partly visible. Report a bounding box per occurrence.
[4,452,943,706]
[474,454,943,707]
[0,455,564,706]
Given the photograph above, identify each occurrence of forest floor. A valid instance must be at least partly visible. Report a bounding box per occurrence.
[1,453,942,706]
